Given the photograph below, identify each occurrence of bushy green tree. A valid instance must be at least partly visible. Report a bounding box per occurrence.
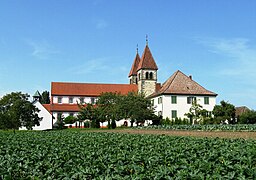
[77,103,100,128]
[0,92,42,131]
[213,100,236,124]
[238,110,256,124]
[64,115,77,124]
[40,91,50,104]
[121,92,155,127]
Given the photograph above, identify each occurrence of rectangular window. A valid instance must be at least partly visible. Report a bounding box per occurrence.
[204,97,209,105]
[58,97,62,104]
[158,97,162,104]
[91,97,95,104]
[171,96,177,104]
[187,97,196,104]
[80,97,84,104]
[69,113,74,117]
[171,110,177,119]
[69,97,73,104]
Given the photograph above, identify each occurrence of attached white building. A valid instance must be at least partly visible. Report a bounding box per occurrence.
[149,70,217,119]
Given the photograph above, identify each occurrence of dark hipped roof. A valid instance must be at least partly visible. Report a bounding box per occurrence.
[51,82,138,96]
[128,52,141,77]
[137,45,158,71]
[150,70,217,97]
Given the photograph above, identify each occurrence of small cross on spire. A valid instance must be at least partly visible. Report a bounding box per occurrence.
[146,34,148,46]
[136,44,138,53]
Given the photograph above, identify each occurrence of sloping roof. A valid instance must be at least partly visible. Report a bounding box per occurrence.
[42,104,51,113]
[33,90,41,97]
[137,45,158,71]
[42,104,88,112]
[51,82,138,96]
[128,53,140,77]
[50,104,82,112]
[150,70,217,97]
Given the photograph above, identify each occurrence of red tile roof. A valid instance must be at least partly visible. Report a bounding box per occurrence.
[150,70,217,97]
[137,45,158,71]
[128,53,141,77]
[50,104,82,112]
[42,104,51,113]
[51,82,138,96]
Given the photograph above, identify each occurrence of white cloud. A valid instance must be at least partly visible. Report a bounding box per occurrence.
[195,37,256,78]
[25,39,59,60]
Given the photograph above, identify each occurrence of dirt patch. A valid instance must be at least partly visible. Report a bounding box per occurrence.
[88,129,256,139]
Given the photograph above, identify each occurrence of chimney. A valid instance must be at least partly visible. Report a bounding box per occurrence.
[189,75,192,80]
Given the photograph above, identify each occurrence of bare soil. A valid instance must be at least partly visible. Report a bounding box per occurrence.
[88,129,256,139]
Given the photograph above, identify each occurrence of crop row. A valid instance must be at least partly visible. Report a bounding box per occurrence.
[137,124,256,131]
[0,131,256,179]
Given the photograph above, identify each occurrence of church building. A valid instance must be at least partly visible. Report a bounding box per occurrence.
[34,41,217,129]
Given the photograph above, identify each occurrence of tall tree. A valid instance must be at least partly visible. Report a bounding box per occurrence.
[0,92,42,130]
[40,91,50,104]
[96,92,123,128]
[237,110,256,124]
[77,103,101,128]
[213,100,236,124]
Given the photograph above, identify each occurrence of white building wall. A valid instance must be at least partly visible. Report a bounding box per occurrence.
[52,96,97,104]
[152,94,216,119]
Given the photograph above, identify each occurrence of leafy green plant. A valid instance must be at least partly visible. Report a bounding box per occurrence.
[0,131,255,179]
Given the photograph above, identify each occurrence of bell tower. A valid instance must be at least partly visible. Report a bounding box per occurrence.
[137,39,158,97]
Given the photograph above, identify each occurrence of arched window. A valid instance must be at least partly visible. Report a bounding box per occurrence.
[146,72,149,79]
[136,78,138,84]
[138,73,141,80]
[149,72,153,79]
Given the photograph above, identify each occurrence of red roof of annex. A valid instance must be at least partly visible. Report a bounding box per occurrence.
[51,82,138,96]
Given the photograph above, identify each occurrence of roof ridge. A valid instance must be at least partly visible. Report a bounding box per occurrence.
[161,70,180,93]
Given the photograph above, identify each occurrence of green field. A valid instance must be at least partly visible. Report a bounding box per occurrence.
[0,131,256,179]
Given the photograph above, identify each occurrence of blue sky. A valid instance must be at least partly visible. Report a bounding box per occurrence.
[0,0,256,109]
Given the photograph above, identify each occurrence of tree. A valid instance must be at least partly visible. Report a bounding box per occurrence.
[97,92,155,127]
[64,115,77,124]
[40,91,50,104]
[0,92,42,131]
[213,100,236,124]
[123,92,155,126]
[96,92,123,129]
[185,100,204,124]
[77,103,100,128]
[238,110,256,124]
